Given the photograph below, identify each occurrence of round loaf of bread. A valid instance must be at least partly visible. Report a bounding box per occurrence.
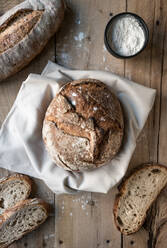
[42,79,124,171]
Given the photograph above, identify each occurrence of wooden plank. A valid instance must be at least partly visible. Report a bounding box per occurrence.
[55,1,125,248]
[124,0,157,170]
[150,0,167,246]
[0,1,55,247]
[122,0,157,246]
[1,0,166,247]
[56,0,125,75]
[123,0,167,247]
[123,228,148,248]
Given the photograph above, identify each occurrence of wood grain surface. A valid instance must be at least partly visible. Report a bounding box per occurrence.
[0,0,167,247]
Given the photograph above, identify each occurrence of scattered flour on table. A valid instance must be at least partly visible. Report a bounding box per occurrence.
[103,56,106,62]
[75,19,81,24]
[72,195,89,211]
[105,66,110,71]
[72,195,97,215]
[61,200,65,214]
[74,32,85,41]
[60,52,70,60]
[44,234,55,240]
[103,44,107,52]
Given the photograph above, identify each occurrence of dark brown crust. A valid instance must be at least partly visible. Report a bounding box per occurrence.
[43,79,124,171]
[113,163,167,235]
[0,173,32,199]
[0,198,49,248]
[0,10,43,54]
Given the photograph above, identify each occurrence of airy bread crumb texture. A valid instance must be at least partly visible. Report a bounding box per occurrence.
[0,175,31,215]
[0,199,48,248]
[114,164,167,235]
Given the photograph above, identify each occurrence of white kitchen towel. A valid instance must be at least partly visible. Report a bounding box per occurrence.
[0,61,156,194]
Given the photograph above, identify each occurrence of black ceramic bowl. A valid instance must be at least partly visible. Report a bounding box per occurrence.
[104,12,149,59]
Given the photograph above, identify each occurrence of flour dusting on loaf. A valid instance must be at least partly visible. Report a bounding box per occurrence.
[43,79,124,171]
[0,0,64,82]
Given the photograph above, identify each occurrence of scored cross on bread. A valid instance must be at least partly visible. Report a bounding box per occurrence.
[43,79,124,171]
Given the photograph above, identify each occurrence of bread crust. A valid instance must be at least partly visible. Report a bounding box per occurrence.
[0,0,64,82]
[0,198,49,248]
[43,79,124,171]
[113,163,167,235]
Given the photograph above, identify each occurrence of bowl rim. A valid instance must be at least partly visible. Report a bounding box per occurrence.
[104,12,149,59]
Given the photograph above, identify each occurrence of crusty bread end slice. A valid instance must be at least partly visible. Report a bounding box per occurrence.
[113,164,167,235]
[0,198,49,248]
[0,174,32,215]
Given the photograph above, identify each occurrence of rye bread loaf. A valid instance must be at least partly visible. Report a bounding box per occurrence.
[113,164,167,235]
[0,198,49,248]
[43,79,124,171]
[0,0,64,82]
[0,174,31,215]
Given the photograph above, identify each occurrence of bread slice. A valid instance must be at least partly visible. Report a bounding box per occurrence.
[0,198,49,248]
[113,164,167,235]
[0,174,32,215]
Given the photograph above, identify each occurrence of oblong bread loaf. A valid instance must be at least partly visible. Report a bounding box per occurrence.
[0,0,64,82]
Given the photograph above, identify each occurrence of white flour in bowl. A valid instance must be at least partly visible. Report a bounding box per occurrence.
[109,15,145,56]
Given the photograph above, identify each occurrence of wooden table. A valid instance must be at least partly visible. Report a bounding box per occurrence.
[0,0,167,247]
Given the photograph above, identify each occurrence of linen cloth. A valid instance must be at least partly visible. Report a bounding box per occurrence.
[0,61,156,194]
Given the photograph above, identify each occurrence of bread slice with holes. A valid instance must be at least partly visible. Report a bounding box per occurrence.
[0,198,49,248]
[114,164,167,235]
[0,174,32,215]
